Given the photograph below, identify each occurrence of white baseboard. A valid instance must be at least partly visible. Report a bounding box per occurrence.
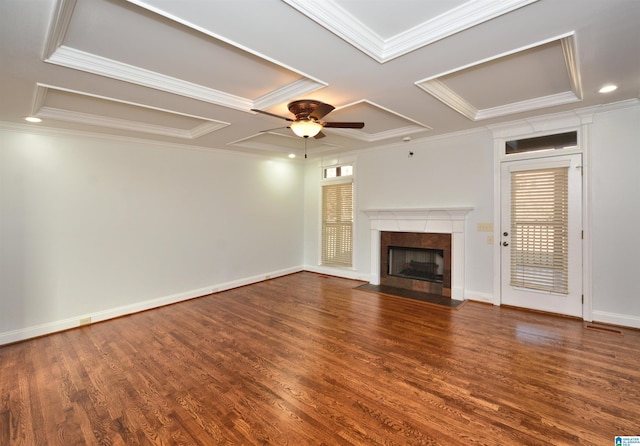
[0,265,303,346]
[211,266,304,292]
[591,310,640,330]
[303,264,369,281]
[464,290,496,304]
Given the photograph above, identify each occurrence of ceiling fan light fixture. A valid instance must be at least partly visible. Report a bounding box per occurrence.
[290,119,323,138]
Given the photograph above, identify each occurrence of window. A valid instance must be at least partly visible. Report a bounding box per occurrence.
[510,166,569,293]
[321,165,353,267]
[506,131,577,155]
[323,164,353,179]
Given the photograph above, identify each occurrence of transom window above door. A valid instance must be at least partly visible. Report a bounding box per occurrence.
[505,131,577,155]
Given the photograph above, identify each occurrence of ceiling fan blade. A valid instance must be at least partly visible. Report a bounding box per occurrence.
[309,102,335,120]
[251,109,294,122]
[314,131,326,139]
[322,122,365,129]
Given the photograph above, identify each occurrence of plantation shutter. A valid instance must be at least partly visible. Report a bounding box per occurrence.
[322,182,353,267]
[510,167,569,294]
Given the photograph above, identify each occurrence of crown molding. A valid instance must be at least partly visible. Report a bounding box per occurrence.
[561,34,583,100]
[327,126,431,143]
[486,99,640,138]
[283,0,538,63]
[0,120,285,160]
[124,0,328,111]
[189,121,227,139]
[476,91,581,120]
[416,33,581,121]
[384,0,538,62]
[36,106,227,139]
[281,0,385,62]
[329,99,432,142]
[33,84,229,139]
[415,79,478,120]
[46,46,254,111]
[45,45,326,113]
[44,0,327,113]
[252,78,327,111]
[42,0,76,60]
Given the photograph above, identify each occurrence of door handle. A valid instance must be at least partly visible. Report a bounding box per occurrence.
[502,241,509,246]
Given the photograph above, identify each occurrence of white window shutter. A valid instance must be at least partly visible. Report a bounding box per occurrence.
[510,167,569,294]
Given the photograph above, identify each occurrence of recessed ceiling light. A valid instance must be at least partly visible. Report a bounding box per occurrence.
[598,84,618,93]
[288,153,296,159]
[24,116,42,123]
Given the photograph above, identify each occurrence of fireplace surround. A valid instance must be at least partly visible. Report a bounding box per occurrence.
[362,208,473,300]
[382,232,451,295]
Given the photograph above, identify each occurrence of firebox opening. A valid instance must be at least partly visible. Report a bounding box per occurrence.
[387,246,444,284]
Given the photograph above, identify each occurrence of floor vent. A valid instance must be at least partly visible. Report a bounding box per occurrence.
[585,324,623,335]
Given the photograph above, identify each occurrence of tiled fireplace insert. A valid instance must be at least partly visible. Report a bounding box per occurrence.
[380,231,452,296]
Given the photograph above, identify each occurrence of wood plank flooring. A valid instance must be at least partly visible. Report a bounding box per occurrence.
[1,271,639,445]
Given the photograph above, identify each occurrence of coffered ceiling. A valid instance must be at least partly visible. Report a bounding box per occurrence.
[1,0,639,158]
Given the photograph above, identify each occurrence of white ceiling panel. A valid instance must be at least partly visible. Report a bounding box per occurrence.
[416,35,582,121]
[440,41,571,109]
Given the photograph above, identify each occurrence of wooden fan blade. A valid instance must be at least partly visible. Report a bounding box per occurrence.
[314,131,326,139]
[251,109,294,122]
[309,102,335,120]
[322,122,365,129]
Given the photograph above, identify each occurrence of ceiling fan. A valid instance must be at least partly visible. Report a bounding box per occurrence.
[251,100,365,139]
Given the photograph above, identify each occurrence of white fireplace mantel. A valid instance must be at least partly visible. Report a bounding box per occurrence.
[362,207,473,299]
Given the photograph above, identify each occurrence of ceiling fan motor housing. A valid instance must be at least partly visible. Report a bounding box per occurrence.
[287,100,335,121]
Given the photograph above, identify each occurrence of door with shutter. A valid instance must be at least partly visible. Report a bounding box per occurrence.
[500,154,582,317]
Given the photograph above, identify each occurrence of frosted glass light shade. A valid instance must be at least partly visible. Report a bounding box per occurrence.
[290,120,323,138]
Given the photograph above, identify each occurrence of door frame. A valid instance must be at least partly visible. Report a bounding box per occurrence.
[490,112,594,321]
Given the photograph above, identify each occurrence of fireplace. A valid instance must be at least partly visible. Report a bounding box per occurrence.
[388,247,443,283]
[380,231,452,296]
[362,208,473,300]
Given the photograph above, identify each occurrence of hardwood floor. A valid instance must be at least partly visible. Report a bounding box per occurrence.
[1,272,639,445]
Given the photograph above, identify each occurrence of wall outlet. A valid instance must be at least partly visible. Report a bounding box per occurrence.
[79,317,91,326]
[477,222,493,232]
[487,235,494,245]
